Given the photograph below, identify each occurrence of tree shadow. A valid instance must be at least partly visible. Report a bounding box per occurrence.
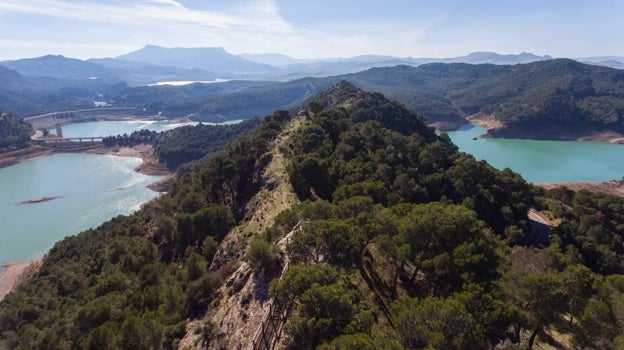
[538,330,568,350]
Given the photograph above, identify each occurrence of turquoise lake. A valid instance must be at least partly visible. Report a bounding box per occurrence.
[0,153,163,264]
[1,119,244,265]
[447,124,624,183]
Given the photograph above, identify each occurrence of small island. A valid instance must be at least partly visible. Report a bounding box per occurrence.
[20,195,63,204]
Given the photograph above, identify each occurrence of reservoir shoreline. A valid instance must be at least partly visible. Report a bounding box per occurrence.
[0,259,42,300]
[0,113,195,175]
[0,117,216,299]
[0,143,170,177]
[0,146,169,300]
[467,114,624,144]
[0,152,168,300]
[534,179,624,198]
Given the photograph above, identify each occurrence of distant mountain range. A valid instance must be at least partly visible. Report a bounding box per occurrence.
[117,59,624,141]
[1,45,624,141]
[2,45,621,87]
[242,51,555,77]
[577,56,624,70]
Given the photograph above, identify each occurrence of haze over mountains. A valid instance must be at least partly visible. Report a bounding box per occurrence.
[2,45,622,86]
[242,50,555,74]
[1,45,624,140]
[115,45,281,77]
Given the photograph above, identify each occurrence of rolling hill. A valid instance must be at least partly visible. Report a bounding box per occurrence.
[88,58,227,86]
[0,55,119,82]
[136,59,624,139]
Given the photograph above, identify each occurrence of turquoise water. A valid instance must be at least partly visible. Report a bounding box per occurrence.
[56,119,244,138]
[0,153,163,263]
[447,124,624,183]
[2,119,244,264]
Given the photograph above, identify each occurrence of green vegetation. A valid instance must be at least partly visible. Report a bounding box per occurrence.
[546,187,624,275]
[109,80,272,109]
[0,112,32,152]
[119,59,624,135]
[4,58,624,137]
[270,83,624,349]
[2,82,624,349]
[153,119,261,170]
[349,59,624,134]
[157,80,335,122]
[102,118,261,170]
[102,128,158,148]
[0,109,290,349]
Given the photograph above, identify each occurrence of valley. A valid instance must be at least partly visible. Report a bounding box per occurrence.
[2,83,624,349]
[1,45,624,349]
[2,0,624,348]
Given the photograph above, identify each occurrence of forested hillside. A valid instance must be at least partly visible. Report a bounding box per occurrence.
[3,58,623,139]
[0,113,32,152]
[138,59,624,136]
[102,118,262,170]
[0,108,291,349]
[109,80,273,109]
[348,59,624,136]
[2,83,624,349]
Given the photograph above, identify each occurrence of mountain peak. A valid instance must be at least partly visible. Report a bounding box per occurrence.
[116,45,280,75]
[40,54,66,59]
[304,80,363,110]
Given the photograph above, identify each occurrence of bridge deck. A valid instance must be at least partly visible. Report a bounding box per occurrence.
[44,137,104,141]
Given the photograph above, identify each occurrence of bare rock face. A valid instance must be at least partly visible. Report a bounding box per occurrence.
[178,118,301,350]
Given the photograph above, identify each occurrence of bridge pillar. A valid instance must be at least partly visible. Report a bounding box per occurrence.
[55,124,63,138]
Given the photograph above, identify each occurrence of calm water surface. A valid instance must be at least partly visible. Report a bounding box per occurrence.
[3,119,244,264]
[447,124,624,183]
[0,153,163,263]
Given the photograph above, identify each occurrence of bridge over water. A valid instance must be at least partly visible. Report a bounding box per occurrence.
[35,137,104,148]
[25,108,137,147]
[24,108,136,130]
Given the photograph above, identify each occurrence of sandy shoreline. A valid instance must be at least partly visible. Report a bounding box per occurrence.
[0,116,178,298]
[0,258,42,301]
[0,147,56,170]
[534,180,624,198]
[466,113,504,130]
[0,143,171,177]
[82,144,171,177]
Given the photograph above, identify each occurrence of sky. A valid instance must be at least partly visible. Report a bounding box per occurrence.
[0,0,622,60]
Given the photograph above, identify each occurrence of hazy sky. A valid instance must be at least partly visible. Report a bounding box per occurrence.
[0,0,622,60]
